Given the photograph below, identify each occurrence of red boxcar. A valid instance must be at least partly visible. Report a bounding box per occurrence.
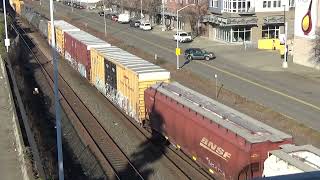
[144,82,293,180]
[64,30,110,80]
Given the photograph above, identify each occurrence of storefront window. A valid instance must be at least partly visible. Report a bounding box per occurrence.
[215,26,251,43]
[232,26,251,42]
[216,27,231,42]
[262,25,280,39]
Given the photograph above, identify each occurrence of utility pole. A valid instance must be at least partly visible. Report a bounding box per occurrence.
[162,0,165,31]
[176,4,196,70]
[71,0,74,12]
[49,0,65,179]
[140,0,143,18]
[103,0,107,37]
[215,74,218,99]
[282,4,288,68]
[3,0,10,52]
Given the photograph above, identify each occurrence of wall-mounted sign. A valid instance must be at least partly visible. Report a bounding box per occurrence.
[294,0,318,39]
[279,34,286,45]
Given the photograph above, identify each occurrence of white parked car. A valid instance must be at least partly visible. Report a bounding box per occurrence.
[139,22,152,31]
[173,32,192,43]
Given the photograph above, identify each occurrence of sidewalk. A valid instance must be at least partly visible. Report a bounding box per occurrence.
[151,25,320,82]
[0,57,27,180]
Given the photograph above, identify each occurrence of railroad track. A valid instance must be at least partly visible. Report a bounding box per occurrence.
[11,18,145,180]
[12,11,214,179]
[101,87,214,180]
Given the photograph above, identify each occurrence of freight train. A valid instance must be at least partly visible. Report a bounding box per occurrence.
[15,4,320,180]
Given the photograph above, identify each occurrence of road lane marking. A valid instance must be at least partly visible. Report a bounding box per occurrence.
[44,3,320,113]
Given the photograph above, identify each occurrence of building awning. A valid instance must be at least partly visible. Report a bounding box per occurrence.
[264,16,284,24]
[202,14,257,26]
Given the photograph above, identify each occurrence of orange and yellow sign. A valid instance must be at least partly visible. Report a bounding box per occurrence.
[295,0,318,38]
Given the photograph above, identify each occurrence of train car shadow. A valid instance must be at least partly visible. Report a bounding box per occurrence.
[115,111,169,180]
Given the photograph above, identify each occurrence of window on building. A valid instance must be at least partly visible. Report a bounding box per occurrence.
[216,27,231,42]
[213,0,219,8]
[278,0,281,7]
[267,1,271,7]
[222,0,249,13]
[232,26,251,42]
[273,1,277,7]
[247,1,251,11]
[262,25,280,39]
[233,2,237,12]
[263,1,267,8]
[289,0,295,7]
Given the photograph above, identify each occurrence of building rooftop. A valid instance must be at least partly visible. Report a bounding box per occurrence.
[152,82,292,144]
[269,144,320,172]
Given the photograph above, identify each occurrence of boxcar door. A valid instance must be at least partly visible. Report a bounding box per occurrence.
[105,58,112,94]
[110,61,117,91]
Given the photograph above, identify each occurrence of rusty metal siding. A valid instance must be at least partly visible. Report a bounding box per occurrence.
[145,82,293,179]
[64,31,110,80]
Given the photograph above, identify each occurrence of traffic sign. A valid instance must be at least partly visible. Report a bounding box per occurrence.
[176,48,181,56]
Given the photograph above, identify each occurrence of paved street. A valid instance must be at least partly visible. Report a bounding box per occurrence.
[31,1,320,132]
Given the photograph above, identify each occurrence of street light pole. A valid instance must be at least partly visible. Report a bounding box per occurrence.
[176,10,179,69]
[103,0,107,37]
[176,4,195,70]
[140,0,143,18]
[3,0,10,52]
[282,4,288,68]
[215,74,218,99]
[50,0,64,179]
[71,0,74,12]
[162,0,165,31]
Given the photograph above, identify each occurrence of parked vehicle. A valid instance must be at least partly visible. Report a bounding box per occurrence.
[144,82,293,180]
[139,22,152,31]
[130,19,141,27]
[111,14,118,22]
[117,13,130,23]
[184,48,216,61]
[98,11,104,16]
[173,31,192,43]
[77,5,85,9]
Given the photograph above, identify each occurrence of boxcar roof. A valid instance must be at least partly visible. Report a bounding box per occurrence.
[152,82,292,143]
[93,46,170,76]
[269,144,320,172]
[66,31,110,48]
[52,20,80,32]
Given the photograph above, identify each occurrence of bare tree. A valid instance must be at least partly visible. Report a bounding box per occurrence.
[184,0,208,36]
[144,0,161,21]
[123,0,140,17]
[315,29,320,62]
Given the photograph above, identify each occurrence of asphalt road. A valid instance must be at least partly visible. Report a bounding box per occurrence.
[30,1,320,132]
